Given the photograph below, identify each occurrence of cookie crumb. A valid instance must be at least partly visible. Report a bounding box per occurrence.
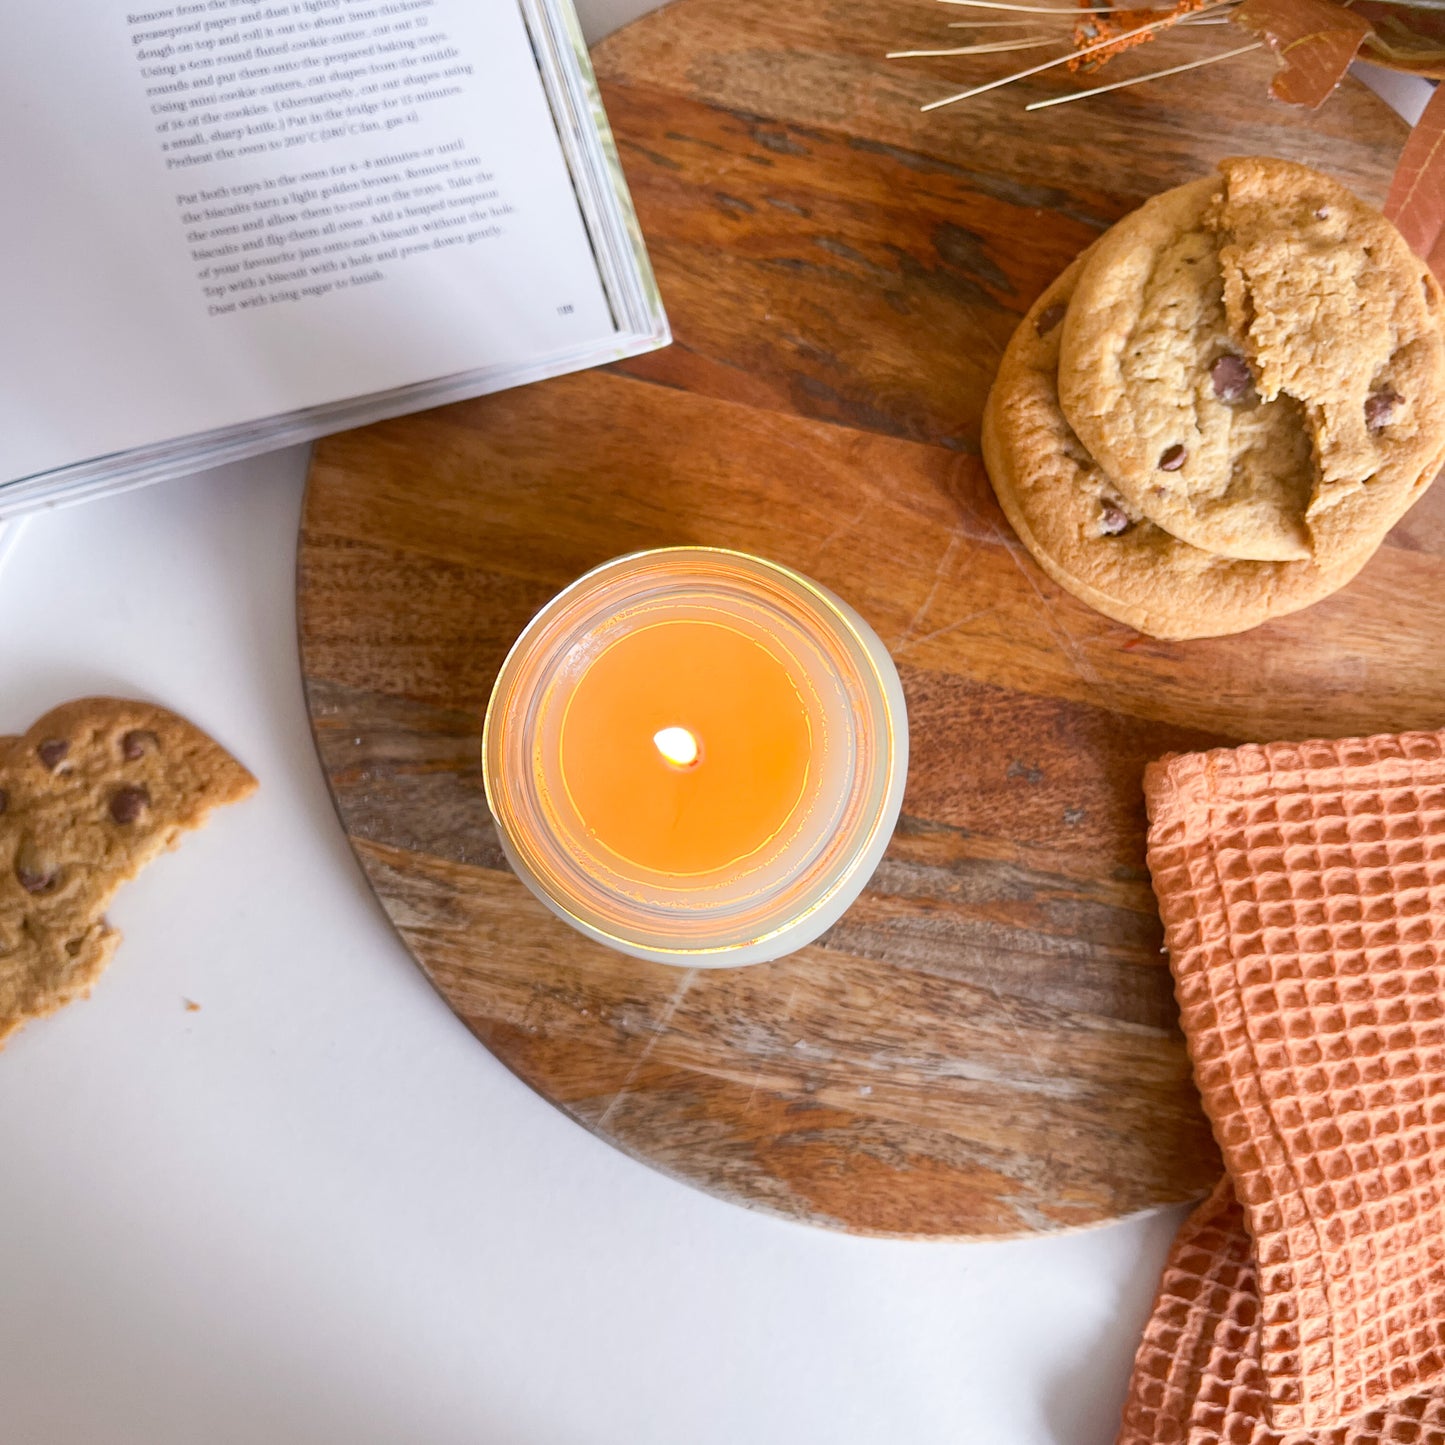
[183,998,202,1013]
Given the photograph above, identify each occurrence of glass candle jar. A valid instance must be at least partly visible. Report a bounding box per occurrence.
[482,548,908,967]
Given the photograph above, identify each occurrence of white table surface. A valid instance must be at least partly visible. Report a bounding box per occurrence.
[0,7,1428,1440]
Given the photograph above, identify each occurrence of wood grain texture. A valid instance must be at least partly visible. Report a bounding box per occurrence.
[295,0,1432,1236]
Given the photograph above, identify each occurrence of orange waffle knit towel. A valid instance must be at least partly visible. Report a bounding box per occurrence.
[1141,730,1445,1434]
[1117,1178,1445,1445]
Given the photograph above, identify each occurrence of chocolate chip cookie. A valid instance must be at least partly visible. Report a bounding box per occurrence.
[982,251,1378,640]
[0,698,256,1047]
[1058,158,1445,567]
[1209,156,1445,563]
[1058,176,1315,561]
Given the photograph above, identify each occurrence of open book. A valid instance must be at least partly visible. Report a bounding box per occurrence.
[0,0,667,517]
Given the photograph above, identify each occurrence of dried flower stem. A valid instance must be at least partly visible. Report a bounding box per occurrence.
[946,4,1234,18]
[936,0,1164,13]
[890,36,1056,55]
[946,6,1233,24]
[1024,38,1262,106]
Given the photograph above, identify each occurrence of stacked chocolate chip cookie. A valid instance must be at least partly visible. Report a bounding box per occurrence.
[982,157,1445,640]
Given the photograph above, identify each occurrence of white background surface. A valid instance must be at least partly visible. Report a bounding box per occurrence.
[0,6,1428,1441]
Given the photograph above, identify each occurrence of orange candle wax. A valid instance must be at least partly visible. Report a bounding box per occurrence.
[559,620,812,876]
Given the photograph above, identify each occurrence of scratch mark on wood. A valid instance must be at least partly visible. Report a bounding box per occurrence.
[894,604,998,658]
[986,517,1112,703]
[743,1064,768,1113]
[986,976,1048,1078]
[596,968,698,1130]
[896,526,968,648]
[809,496,872,570]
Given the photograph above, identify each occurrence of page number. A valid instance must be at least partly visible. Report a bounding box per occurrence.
[556,303,575,315]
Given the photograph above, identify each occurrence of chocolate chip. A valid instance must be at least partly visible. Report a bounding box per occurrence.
[1035,302,1066,336]
[36,739,69,771]
[109,785,150,825]
[15,842,55,895]
[1158,444,1187,471]
[1099,501,1131,536]
[1366,387,1402,432]
[1210,354,1254,403]
[121,730,157,761]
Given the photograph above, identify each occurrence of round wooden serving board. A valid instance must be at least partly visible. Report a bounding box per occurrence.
[297,0,1435,1236]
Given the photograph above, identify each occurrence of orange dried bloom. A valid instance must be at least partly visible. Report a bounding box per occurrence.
[1069,0,1208,72]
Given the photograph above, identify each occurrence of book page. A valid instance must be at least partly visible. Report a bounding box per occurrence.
[0,0,618,483]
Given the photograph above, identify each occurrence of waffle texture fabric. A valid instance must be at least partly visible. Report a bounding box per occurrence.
[1144,730,1445,1432]
[1117,1178,1445,1444]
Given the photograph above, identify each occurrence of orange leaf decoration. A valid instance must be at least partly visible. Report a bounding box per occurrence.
[1231,0,1373,106]
[1385,80,1445,282]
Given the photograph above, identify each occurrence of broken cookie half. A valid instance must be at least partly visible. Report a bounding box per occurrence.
[0,698,256,1047]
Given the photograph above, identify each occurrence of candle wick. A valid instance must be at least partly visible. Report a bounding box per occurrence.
[653,726,700,768]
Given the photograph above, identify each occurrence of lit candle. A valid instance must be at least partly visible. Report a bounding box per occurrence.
[482,548,908,967]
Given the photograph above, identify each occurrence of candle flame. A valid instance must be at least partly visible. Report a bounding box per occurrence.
[653,726,700,768]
